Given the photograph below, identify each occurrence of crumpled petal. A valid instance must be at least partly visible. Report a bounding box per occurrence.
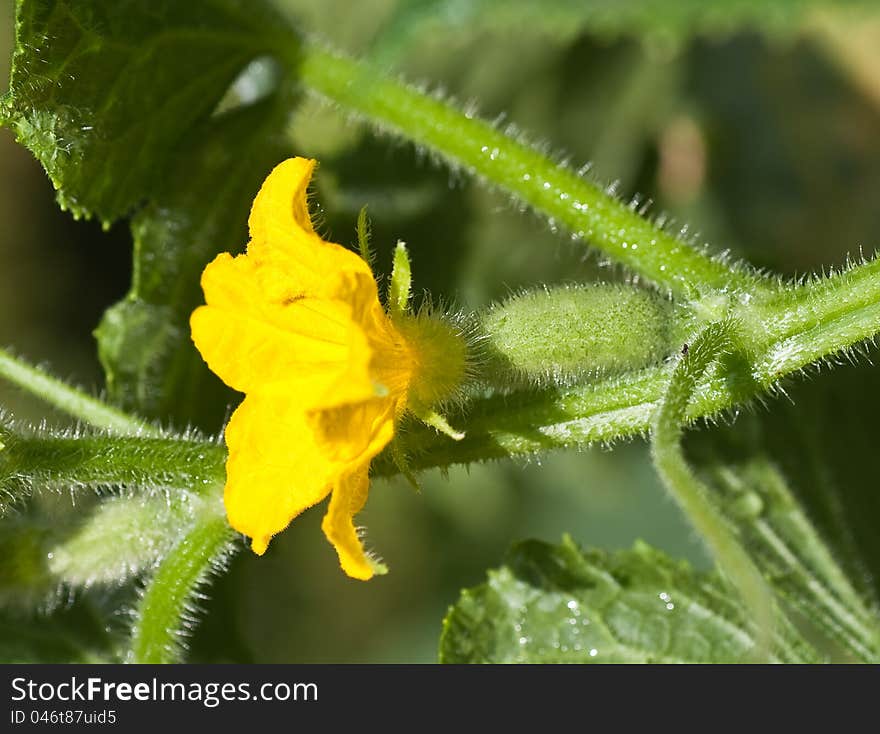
[248,157,317,240]
[191,252,376,403]
[321,468,374,580]
[223,395,336,555]
[308,397,397,464]
[246,158,375,301]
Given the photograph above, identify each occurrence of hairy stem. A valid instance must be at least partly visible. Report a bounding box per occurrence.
[295,41,756,298]
[744,256,880,379]
[129,502,233,664]
[0,347,159,436]
[651,321,775,660]
[0,433,226,499]
[382,255,880,472]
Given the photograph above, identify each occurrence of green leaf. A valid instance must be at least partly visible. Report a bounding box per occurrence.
[440,536,819,663]
[4,1,302,425]
[95,96,293,425]
[758,366,880,610]
[2,0,294,223]
[688,368,880,662]
[701,453,880,661]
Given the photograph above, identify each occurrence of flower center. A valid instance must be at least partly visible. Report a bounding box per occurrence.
[391,312,467,412]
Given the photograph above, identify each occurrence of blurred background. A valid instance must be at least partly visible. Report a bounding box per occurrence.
[2,1,880,662]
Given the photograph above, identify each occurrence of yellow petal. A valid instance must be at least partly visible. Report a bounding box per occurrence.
[362,309,415,400]
[190,156,420,574]
[191,252,375,401]
[223,395,339,554]
[246,158,374,298]
[248,157,317,240]
[309,396,397,464]
[321,468,375,580]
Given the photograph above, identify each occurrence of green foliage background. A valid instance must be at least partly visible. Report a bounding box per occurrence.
[1,0,879,662]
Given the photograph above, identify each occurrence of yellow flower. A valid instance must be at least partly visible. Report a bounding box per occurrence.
[190,157,465,580]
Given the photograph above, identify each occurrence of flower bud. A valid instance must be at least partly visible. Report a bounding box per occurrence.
[480,284,681,388]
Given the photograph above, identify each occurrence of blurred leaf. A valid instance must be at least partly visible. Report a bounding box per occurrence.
[688,35,880,274]
[0,514,55,610]
[317,136,473,301]
[770,365,880,608]
[440,536,818,663]
[0,607,113,663]
[700,450,880,661]
[95,97,292,426]
[0,490,203,604]
[688,364,880,660]
[47,492,199,588]
[1,0,293,223]
[372,0,875,64]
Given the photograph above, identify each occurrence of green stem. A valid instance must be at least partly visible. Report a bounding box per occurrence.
[0,347,158,436]
[381,256,880,472]
[129,503,233,664]
[651,321,775,660]
[295,41,754,298]
[0,433,226,498]
[743,257,880,381]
